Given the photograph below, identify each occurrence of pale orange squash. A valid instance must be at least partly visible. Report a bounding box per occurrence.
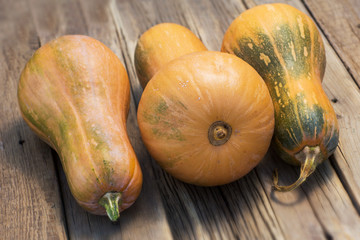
[134,23,207,88]
[137,51,274,186]
[18,35,142,221]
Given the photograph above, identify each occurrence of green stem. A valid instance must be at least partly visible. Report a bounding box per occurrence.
[99,192,122,222]
[273,146,320,192]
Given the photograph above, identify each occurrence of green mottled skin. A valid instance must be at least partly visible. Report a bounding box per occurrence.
[134,43,150,87]
[143,98,186,142]
[222,4,338,165]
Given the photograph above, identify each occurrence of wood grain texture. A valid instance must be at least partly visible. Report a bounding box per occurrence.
[0,0,67,239]
[303,0,360,87]
[2,0,360,239]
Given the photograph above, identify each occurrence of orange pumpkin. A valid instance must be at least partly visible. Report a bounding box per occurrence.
[18,35,142,221]
[137,51,274,186]
[134,23,207,88]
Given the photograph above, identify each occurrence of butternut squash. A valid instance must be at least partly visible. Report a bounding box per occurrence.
[222,4,339,191]
[18,35,142,220]
[135,23,207,88]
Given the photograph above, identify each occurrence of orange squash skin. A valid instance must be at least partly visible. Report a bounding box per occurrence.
[137,51,274,186]
[18,35,142,216]
[221,4,339,166]
[134,23,207,88]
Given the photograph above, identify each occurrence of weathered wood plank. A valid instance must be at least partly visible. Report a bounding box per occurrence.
[0,0,68,239]
[303,0,360,87]
[27,0,173,239]
[256,152,360,239]
[181,0,244,50]
[320,50,360,212]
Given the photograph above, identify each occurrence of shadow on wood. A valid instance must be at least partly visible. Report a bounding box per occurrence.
[268,149,335,206]
[150,151,284,239]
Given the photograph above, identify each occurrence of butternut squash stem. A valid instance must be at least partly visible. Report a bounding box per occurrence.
[99,192,122,222]
[273,146,320,192]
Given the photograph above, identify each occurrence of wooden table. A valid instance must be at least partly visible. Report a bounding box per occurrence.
[1,0,360,239]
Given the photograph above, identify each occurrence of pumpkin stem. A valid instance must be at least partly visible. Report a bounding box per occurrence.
[273,146,320,192]
[99,192,122,222]
[208,121,232,146]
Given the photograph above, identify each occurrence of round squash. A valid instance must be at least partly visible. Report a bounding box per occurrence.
[221,3,339,191]
[137,51,274,186]
[18,35,143,221]
[134,23,207,88]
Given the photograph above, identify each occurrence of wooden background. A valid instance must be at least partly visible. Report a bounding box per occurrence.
[1,0,360,239]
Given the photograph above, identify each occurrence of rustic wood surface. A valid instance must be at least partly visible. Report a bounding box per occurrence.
[1,0,360,239]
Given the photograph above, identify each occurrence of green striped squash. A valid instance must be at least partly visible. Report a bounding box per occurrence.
[222,3,339,191]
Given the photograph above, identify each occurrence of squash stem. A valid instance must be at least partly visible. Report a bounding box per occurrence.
[99,192,122,222]
[208,121,232,146]
[273,146,320,192]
